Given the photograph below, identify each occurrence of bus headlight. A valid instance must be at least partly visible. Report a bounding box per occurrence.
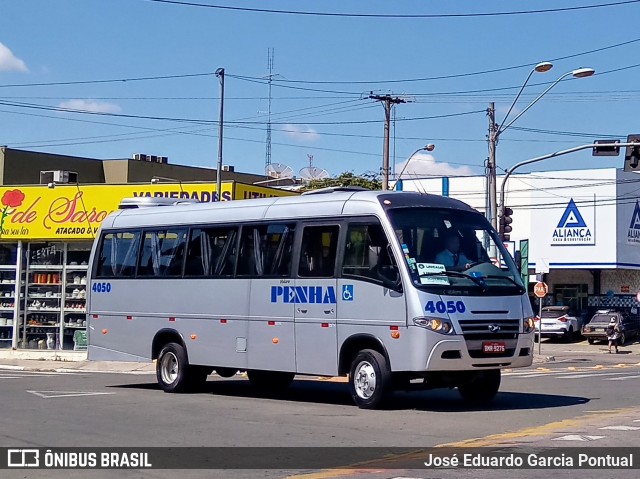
[523,316,535,334]
[413,317,456,335]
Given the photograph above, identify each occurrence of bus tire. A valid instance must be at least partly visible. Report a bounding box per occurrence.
[349,349,391,409]
[457,370,501,404]
[247,370,295,392]
[156,342,205,393]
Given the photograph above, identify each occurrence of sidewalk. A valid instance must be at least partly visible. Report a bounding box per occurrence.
[1,340,639,375]
[0,350,155,374]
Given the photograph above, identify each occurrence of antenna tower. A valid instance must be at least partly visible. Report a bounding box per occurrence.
[265,48,274,173]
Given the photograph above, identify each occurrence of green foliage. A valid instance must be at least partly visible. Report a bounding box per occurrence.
[303,171,381,192]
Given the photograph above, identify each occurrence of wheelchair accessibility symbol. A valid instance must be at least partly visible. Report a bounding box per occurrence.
[342,285,354,301]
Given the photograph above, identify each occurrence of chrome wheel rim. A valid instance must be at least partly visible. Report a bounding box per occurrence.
[160,351,179,385]
[354,360,376,400]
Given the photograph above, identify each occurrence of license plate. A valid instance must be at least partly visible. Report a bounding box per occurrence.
[483,342,506,354]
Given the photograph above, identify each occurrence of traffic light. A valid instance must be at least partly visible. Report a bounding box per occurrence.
[499,207,513,241]
[624,134,640,171]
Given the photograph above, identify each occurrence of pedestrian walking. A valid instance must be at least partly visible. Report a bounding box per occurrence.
[606,317,621,353]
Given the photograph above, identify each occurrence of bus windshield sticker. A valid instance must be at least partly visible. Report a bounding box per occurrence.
[416,263,450,285]
[401,244,410,254]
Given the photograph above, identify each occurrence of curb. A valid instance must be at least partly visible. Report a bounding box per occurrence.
[0,365,25,371]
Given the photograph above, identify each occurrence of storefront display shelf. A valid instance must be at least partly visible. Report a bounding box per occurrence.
[66,265,89,271]
[0,265,17,270]
[0,307,16,312]
[30,283,62,286]
[29,265,64,270]
[27,308,61,312]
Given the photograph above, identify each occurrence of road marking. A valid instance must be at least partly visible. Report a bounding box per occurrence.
[0,375,22,379]
[598,425,640,431]
[605,375,640,381]
[27,390,116,399]
[437,407,639,448]
[552,434,606,441]
[556,372,630,379]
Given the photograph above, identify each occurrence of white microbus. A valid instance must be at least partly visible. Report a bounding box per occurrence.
[87,188,535,409]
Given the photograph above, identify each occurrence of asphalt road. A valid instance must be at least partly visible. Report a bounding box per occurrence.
[1,341,639,479]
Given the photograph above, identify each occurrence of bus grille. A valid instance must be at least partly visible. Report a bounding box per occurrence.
[458,319,520,340]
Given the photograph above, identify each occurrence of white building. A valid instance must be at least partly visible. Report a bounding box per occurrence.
[396,167,640,318]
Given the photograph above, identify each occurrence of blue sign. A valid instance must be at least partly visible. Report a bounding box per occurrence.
[271,286,336,304]
[342,284,354,301]
[552,198,593,245]
[557,198,587,228]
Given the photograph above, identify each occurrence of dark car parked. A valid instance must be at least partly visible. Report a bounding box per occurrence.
[582,310,640,344]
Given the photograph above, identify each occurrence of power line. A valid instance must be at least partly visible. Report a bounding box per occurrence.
[146,0,640,18]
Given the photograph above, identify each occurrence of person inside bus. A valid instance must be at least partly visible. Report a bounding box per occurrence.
[435,230,472,269]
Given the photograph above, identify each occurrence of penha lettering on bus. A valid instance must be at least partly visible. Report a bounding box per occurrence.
[271,286,337,304]
[132,191,232,202]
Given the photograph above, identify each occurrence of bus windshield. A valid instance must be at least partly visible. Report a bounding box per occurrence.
[387,207,524,296]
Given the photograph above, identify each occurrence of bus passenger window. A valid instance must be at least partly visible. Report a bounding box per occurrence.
[298,225,339,278]
[185,227,237,277]
[342,222,397,285]
[236,224,295,277]
[96,231,141,278]
[137,229,188,277]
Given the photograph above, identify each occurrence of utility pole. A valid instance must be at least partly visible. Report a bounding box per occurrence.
[265,48,274,173]
[370,94,405,190]
[487,102,497,230]
[215,68,225,201]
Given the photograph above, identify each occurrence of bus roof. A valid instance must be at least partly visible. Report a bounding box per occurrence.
[103,190,478,230]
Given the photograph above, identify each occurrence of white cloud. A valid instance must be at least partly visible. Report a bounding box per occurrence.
[282,124,320,142]
[58,99,122,114]
[0,43,28,72]
[395,153,474,178]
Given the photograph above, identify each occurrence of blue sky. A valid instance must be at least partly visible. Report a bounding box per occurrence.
[1,0,640,180]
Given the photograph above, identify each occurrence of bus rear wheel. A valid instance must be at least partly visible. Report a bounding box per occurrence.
[457,370,501,404]
[349,349,391,409]
[156,342,208,393]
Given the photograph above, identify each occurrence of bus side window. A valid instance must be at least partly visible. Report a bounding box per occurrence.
[96,231,140,278]
[185,227,238,277]
[299,225,339,278]
[342,222,397,285]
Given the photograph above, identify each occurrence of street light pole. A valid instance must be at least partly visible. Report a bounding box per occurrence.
[487,62,553,230]
[488,64,594,232]
[498,142,638,224]
[215,68,225,202]
[392,144,436,190]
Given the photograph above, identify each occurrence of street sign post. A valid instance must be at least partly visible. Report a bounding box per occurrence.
[534,282,548,355]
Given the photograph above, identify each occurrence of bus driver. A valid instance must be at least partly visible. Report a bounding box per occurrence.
[435,231,471,269]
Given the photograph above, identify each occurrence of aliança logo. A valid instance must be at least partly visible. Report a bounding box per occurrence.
[627,200,640,244]
[552,198,593,245]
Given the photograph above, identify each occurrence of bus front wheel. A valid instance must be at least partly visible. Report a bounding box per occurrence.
[349,349,391,409]
[156,342,207,393]
[457,370,501,404]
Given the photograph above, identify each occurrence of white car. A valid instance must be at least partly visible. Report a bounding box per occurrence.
[535,306,581,342]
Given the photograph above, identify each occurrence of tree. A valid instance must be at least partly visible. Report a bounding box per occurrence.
[303,171,381,192]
